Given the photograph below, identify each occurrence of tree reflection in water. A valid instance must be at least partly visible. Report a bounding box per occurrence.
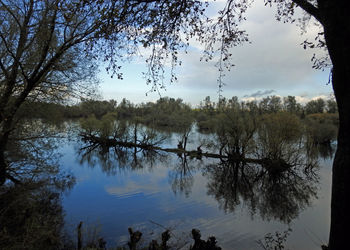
[306,142,336,161]
[168,155,198,197]
[76,134,330,250]
[204,157,319,224]
[78,144,168,175]
[0,178,75,249]
[79,138,322,225]
[0,121,75,249]
[78,143,201,199]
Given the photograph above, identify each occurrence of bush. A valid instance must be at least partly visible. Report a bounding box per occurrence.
[305,113,338,144]
[257,112,303,159]
[80,112,118,138]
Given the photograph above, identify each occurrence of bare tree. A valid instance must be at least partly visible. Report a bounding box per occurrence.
[0,0,206,184]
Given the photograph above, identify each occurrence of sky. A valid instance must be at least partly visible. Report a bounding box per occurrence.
[98,1,333,107]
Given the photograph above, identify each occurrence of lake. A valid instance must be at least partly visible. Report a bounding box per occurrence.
[59,128,332,250]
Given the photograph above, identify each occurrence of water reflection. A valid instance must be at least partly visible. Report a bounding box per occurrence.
[5,120,65,183]
[78,138,320,226]
[204,133,320,224]
[1,117,333,249]
[204,159,318,223]
[306,142,336,160]
[168,155,197,197]
[0,178,75,249]
[0,121,75,249]
[78,144,168,175]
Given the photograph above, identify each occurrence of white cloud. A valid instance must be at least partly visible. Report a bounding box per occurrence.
[99,0,333,105]
[105,181,160,198]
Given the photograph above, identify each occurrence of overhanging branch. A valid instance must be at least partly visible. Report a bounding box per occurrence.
[292,0,323,24]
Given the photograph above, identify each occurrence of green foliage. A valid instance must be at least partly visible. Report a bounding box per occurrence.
[199,96,215,114]
[257,112,303,159]
[99,113,118,138]
[80,112,119,138]
[305,113,338,144]
[65,99,117,119]
[259,96,283,114]
[326,99,337,113]
[196,111,216,131]
[16,101,66,124]
[115,98,136,120]
[283,96,302,115]
[215,110,257,156]
[115,97,195,133]
[192,95,338,160]
[80,115,101,135]
[305,98,326,114]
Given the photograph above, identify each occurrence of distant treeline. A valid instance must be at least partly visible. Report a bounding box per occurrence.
[20,95,338,146]
[69,96,338,148]
[21,95,337,120]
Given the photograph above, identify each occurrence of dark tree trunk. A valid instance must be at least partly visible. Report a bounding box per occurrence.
[0,132,11,186]
[0,150,6,185]
[0,111,16,186]
[328,64,350,250]
[322,1,350,249]
[0,134,10,185]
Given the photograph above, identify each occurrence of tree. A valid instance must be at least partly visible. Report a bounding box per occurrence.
[0,0,99,183]
[268,95,283,113]
[326,98,338,113]
[258,96,282,114]
[305,98,326,114]
[201,96,214,113]
[196,1,348,249]
[283,95,298,113]
[1,0,349,248]
[0,0,207,184]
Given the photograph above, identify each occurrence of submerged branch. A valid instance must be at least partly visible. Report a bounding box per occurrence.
[80,133,275,166]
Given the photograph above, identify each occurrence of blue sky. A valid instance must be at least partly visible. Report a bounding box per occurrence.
[98,1,333,106]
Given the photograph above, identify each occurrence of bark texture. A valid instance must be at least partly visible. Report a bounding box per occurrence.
[321,1,350,249]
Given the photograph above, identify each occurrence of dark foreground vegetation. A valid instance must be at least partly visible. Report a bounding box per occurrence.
[74,224,222,250]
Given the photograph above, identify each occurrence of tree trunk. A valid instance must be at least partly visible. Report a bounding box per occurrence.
[0,131,11,186]
[322,2,350,249]
[0,134,10,185]
[0,112,16,186]
[0,151,6,185]
[328,66,350,250]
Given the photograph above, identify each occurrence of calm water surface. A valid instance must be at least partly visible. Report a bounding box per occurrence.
[60,132,332,250]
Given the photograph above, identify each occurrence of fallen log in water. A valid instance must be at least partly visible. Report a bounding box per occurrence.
[80,133,266,165]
